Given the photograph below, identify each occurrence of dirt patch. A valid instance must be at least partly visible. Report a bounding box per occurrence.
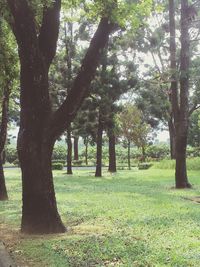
[182,196,200,203]
[0,224,33,267]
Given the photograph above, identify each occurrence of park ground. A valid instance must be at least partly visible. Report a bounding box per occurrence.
[1,168,200,266]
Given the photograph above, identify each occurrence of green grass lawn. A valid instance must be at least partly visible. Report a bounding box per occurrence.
[1,168,200,266]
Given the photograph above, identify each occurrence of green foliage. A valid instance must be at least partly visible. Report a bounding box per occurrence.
[52,145,67,161]
[72,160,83,166]
[52,162,63,170]
[146,144,170,159]
[5,146,18,163]
[138,162,153,170]
[154,157,200,171]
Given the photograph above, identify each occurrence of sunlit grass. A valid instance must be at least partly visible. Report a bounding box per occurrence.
[1,168,200,266]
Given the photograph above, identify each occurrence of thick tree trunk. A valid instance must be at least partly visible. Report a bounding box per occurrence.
[73,136,79,161]
[0,154,8,201]
[18,136,66,234]
[95,118,103,177]
[108,132,116,172]
[67,128,73,175]
[168,118,176,159]
[8,1,116,234]
[128,140,131,170]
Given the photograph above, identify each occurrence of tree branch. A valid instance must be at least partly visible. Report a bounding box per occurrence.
[38,0,61,68]
[49,18,117,139]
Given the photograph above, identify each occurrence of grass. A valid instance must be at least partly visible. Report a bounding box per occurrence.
[1,168,200,266]
[153,157,200,170]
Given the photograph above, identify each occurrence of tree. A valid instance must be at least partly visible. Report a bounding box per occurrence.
[169,0,191,188]
[0,18,18,201]
[118,104,152,169]
[6,0,117,234]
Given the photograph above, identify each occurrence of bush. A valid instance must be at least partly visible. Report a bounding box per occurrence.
[52,145,67,161]
[138,163,152,170]
[146,145,170,159]
[52,160,66,165]
[13,159,20,166]
[153,157,200,170]
[52,163,63,170]
[5,146,18,163]
[72,160,83,166]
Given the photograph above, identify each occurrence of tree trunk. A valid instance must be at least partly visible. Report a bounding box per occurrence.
[18,135,66,234]
[141,146,146,162]
[168,118,176,159]
[95,117,103,177]
[128,140,131,170]
[85,138,88,166]
[67,128,73,175]
[169,0,191,188]
[0,89,10,201]
[0,154,8,201]
[7,1,116,234]
[108,132,116,172]
[175,0,191,188]
[73,136,79,161]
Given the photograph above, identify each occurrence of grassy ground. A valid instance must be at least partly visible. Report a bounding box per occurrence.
[1,168,200,266]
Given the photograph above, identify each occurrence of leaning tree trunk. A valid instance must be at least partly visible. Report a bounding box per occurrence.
[73,136,79,161]
[67,127,73,175]
[95,116,103,177]
[0,89,10,201]
[108,132,116,172]
[128,140,131,170]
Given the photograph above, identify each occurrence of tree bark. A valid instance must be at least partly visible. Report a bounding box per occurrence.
[0,88,10,201]
[108,132,116,172]
[84,138,88,166]
[95,115,103,177]
[141,146,146,162]
[169,0,191,188]
[67,128,73,175]
[73,136,79,161]
[7,0,116,234]
[128,140,131,170]
[0,154,8,201]
[168,118,176,159]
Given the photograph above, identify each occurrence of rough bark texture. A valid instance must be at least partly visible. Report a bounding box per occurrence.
[95,115,103,177]
[128,140,131,170]
[73,136,79,161]
[67,128,73,175]
[7,0,116,234]
[169,0,191,188]
[108,132,116,172]
[0,155,8,201]
[168,118,176,159]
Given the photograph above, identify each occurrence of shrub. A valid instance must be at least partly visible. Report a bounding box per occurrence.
[52,160,66,165]
[138,163,152,170]
[52,163,63,170]
[72,160,83,166]
[153,157,200,170]
[5,146,18,163]
[52,145,67,161]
